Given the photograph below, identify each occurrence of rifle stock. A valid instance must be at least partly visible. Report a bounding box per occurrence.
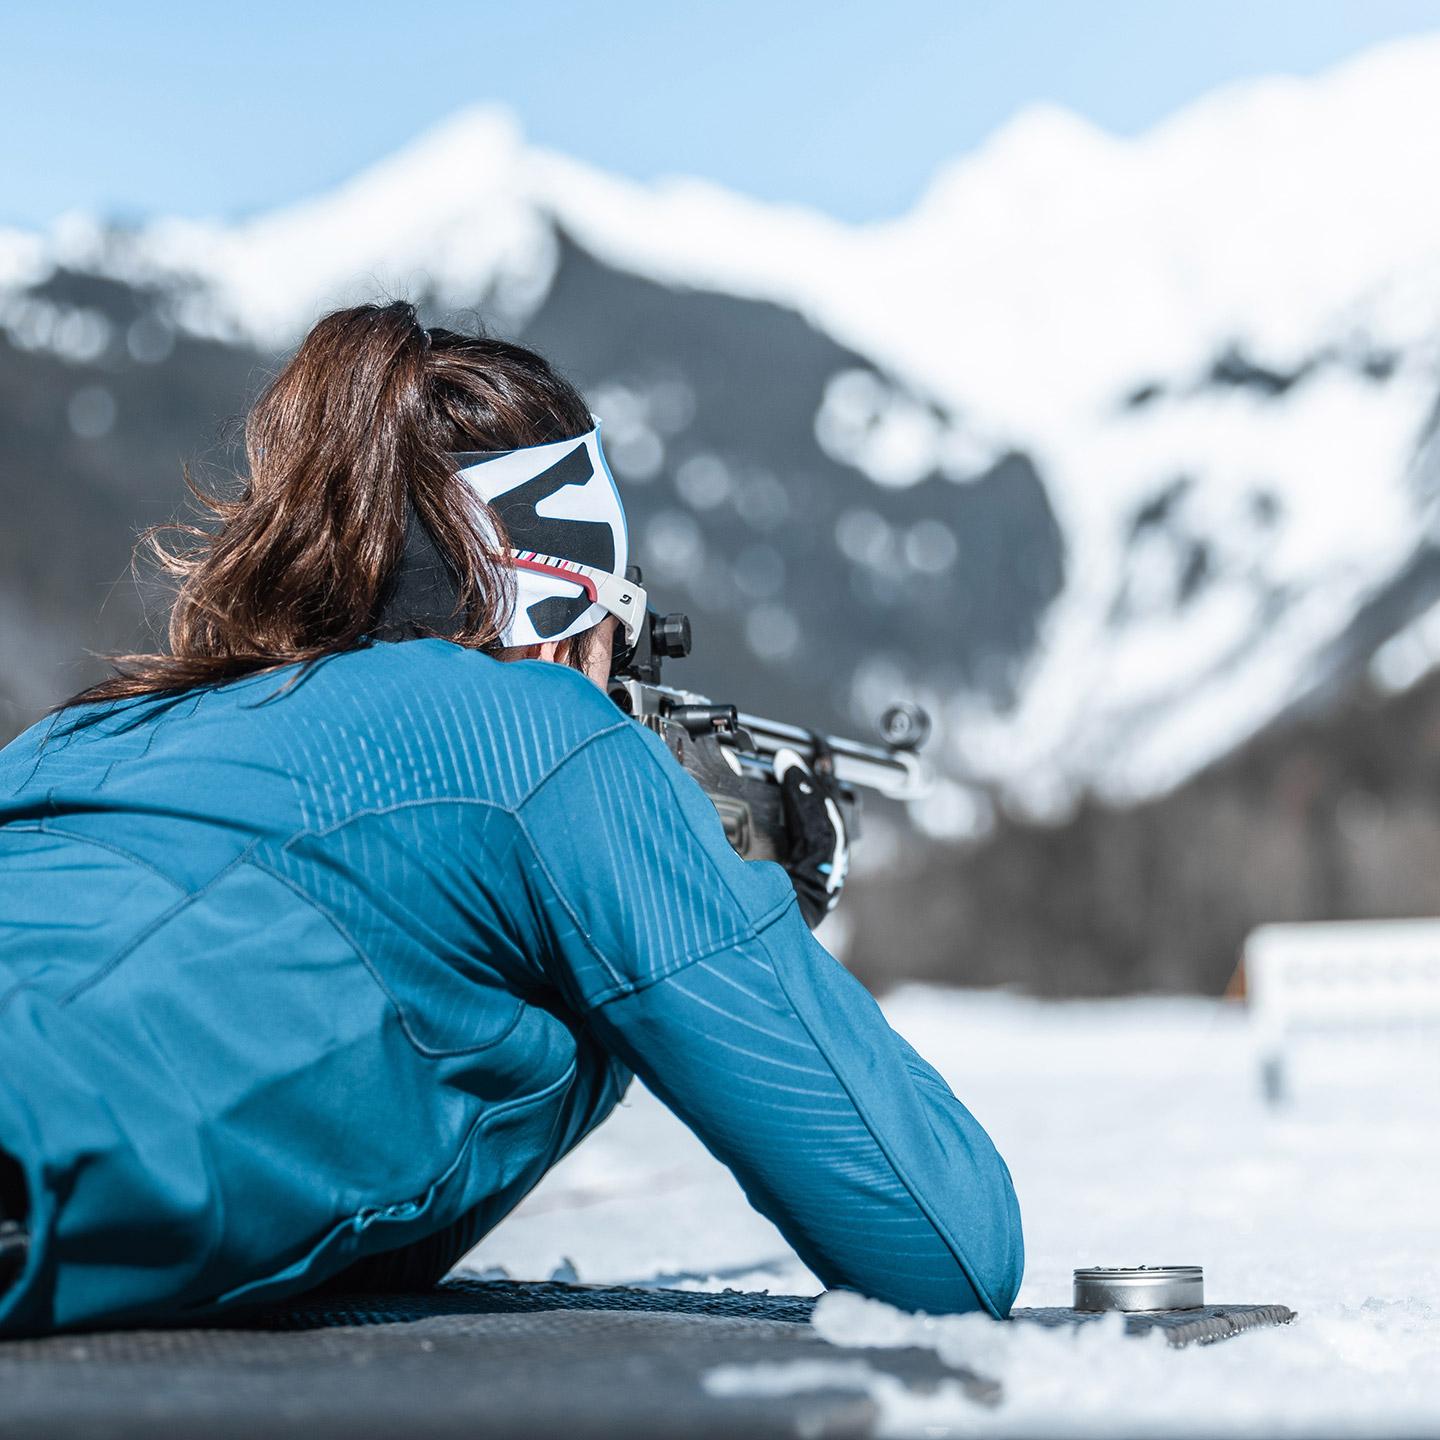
[609,677,931,864]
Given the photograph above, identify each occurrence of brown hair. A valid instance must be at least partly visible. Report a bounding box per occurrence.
[70,301,594,705]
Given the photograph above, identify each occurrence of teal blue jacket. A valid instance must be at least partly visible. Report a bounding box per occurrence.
[0,640,1022,1335]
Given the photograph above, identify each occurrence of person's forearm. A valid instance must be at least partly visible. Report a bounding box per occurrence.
[590,909,1024,1316]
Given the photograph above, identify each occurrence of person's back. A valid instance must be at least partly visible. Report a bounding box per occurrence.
[0,644,642,1327]
[0,303,1022,1335]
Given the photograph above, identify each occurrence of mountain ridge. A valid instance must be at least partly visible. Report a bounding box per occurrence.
[6,33,1440,831]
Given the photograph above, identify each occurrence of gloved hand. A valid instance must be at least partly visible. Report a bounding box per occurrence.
[774,746,849,929]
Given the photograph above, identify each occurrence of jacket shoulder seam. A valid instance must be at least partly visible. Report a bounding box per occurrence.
[586,893,800,1008]
[279,795,513,848]
[517,721,773,927]
[512,722,791,1005]
[509,719,634,811]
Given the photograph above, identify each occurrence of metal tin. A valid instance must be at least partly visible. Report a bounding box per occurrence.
[1073,1266,1204,1312]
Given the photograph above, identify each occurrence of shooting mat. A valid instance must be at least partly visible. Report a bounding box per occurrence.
[0,1280,1296,1440]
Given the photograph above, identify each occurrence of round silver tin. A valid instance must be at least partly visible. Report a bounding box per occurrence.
[1073,1266,1204,1312]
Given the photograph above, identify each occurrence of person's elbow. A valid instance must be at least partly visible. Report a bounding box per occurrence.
[958,1151,1025,1318]
[818,1167,1025,1320]
[903,1154,1025,1318]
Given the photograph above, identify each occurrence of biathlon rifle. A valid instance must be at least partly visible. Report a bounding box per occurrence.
[607,570,932,865]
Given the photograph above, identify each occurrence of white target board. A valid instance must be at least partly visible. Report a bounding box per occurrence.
[1246,919,1440,1103]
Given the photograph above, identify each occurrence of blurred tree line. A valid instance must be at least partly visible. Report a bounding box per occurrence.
[847,667,1440,996]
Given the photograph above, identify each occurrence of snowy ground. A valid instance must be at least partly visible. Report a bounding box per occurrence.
[460,988,1440,1437]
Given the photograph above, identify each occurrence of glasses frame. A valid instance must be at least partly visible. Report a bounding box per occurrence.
[507,550,648,672]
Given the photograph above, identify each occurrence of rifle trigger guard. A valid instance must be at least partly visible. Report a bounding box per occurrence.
[808,729,837,782]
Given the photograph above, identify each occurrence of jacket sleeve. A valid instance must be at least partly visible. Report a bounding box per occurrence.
[516,718,1024,1317]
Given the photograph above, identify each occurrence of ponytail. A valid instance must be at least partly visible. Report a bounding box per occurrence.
[68,302,592,705]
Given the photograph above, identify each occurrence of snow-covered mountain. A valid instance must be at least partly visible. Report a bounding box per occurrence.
[8,33,1440,832]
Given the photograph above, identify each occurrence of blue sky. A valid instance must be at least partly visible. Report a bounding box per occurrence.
[5,0,1439,228]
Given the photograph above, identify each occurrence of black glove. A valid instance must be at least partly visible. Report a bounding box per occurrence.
[774,746,849,929]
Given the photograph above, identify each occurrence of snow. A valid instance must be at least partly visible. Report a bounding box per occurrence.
[138,106,558,341]
[0,228,46,291]
[11,33,1440,807]
[461,986,1440,1435]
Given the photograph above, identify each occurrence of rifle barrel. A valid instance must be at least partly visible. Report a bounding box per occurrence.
[733,711,929,800]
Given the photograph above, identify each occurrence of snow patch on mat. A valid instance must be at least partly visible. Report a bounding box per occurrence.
[716,1289,1436,1437]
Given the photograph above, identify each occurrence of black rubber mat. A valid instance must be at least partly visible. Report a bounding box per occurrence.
[0,1281,1295,1439]
[237,1276,821,1329]
[0,1284,982,1440]
[233,1277,1295,1350]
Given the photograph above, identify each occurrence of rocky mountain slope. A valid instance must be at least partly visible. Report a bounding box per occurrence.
[6,36,1440,987]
